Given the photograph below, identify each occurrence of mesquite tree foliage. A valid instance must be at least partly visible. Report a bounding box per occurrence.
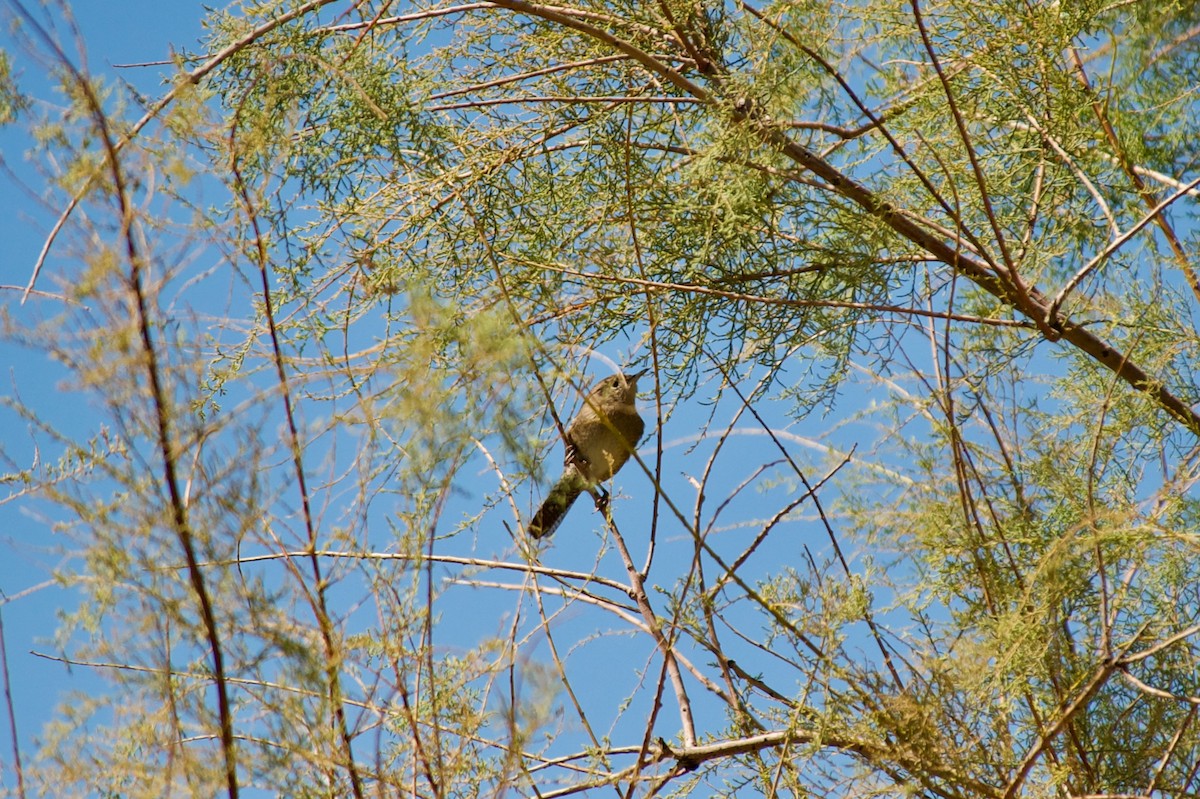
[3,1,1200,797]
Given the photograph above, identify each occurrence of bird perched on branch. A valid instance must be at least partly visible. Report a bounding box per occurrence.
[526,370,647,539]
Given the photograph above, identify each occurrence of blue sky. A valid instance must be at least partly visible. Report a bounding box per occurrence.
[8,1,1185,793]
[1,2,215,788]
[0,4,805,783]
[0,0,876,778]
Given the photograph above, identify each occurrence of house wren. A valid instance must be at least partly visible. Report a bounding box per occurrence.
[527,370,647,539]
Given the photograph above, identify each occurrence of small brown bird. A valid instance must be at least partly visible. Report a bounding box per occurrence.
[527,370,647,539]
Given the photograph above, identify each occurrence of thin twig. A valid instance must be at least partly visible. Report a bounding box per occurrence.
[1146,706,1197,795]
[428,94,700,111]
[7,3,242,792]
[1047,174,1200,327]
[0,605,24,799]
[910,0,1015,273]
[522,261,1034,328]
[607,519,698,747]
[228,102,366,799]
[1003,628,1147,799]
[1069,48,1200,307]
[21,0,344,302]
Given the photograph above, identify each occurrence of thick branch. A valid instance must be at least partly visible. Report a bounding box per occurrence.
[485,1,1200,438]
[751,121,1200,437]
[483,0,710,100]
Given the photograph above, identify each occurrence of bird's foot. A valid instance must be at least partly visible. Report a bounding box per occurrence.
[592,485,611,515]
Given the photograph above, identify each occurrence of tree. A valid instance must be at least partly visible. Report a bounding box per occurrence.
[3,0,1200,796]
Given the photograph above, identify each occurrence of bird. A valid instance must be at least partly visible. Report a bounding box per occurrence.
[526,370,647,539]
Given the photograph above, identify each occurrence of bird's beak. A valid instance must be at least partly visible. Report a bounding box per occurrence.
[627,368,648,383]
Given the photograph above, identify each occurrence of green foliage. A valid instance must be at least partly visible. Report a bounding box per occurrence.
[0,50,28,125]
[6,0,1200,797]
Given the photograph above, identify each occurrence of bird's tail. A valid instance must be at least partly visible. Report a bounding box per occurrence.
[527,467,585,539]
